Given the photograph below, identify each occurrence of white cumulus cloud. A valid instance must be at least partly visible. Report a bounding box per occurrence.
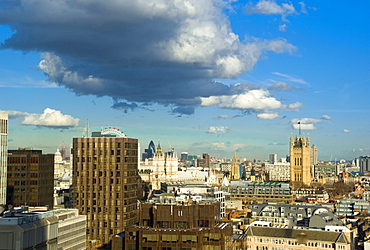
[283,102,303,112]
[1,108,80,129]
[206,126,230,136]
[22,108,79,128]
[291,117,321,130]
[256,112,280,120]
[246,0,297,16]
[200,89,283,110]
[321,115,332,120]
[279,24,287,31]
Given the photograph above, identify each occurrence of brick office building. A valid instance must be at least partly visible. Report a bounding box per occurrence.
[72,128,139,248]
[7,148,54,208]
[117,200,233,250]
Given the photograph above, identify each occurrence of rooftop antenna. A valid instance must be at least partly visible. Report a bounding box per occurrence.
[83,120,89,137]
[298,121,301,137]
[87,120,90,137]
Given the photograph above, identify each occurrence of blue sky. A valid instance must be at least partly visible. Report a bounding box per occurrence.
[0,0,369,161]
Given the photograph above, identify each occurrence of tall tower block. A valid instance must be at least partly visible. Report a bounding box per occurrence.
[290,136,311,188]
[72,128,139,248]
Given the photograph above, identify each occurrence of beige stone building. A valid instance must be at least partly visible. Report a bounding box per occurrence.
[290,136,312,189]
[246,226,353,250]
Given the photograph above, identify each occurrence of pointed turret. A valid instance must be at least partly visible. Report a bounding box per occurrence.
[230,151,240,181]
[156,141,162,153]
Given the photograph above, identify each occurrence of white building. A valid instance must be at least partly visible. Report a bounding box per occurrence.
[53,208,86,250]
[265,162,290,182]
[0,113,7,204]
[139,143,179,190]
[269,154,277,164]
[0,207,86,250]
[54,148,71,180]
[310,145,318,166]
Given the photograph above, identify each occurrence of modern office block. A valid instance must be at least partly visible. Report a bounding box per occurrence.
[119,201,233,250]
[0,208,58,250]
[72,128,139,248]
[7,148,54,208]
[53,208,86,250]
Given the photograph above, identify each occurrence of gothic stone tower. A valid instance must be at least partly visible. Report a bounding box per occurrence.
[290,136,311,189]
[230,151,240,181]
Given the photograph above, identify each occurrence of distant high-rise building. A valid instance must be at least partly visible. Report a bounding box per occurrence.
[180,152,188,162]
[358,156,370,173]
[197,153,210,169]
[290,136,312,188]
[141,140,155,160]
[72,128,139,248]
[310,145,318,166]
[7,148,54,208]
[0,113,7,204]
[269,153,277,164]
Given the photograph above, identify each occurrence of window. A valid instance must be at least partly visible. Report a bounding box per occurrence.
[162,235,178,243]
[181,235,197,243]
[142,234,159,243]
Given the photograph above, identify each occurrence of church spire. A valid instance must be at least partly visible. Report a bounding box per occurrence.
[156,141,162,153]
[230,151,240,181]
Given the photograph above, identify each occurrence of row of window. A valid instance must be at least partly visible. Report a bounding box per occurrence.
[253,238,334,248]
[75,163,137,171]
[8,157,40,164]
[76,142,137,149]
[77,197,137,206]
[76,156,138,163]
[74,182,137,192]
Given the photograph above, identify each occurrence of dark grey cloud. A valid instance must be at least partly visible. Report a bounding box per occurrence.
[111,102,139,113]
[0,0,296,114]
[172,106,195,116]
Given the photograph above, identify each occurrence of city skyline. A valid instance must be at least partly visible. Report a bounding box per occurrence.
[1,0,369,161]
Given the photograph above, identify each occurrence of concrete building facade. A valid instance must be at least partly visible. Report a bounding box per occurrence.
[229,181,293,204]
[265,162,290,182]
[53,208,86,250]
[358,156,370,173]
[0,207,86,250]
[0,113,8,204]
[310,145,318,166]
